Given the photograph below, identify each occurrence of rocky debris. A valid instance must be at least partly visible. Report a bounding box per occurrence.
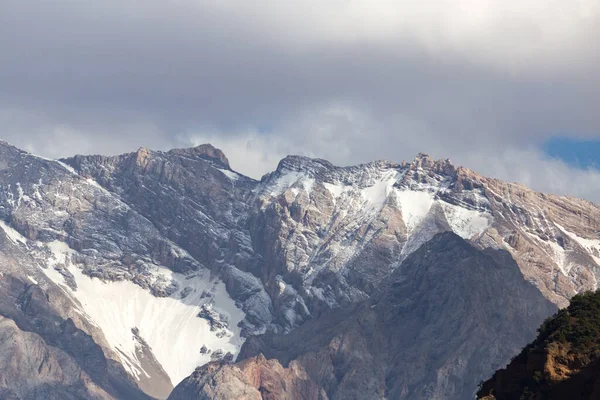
[197,304,228,332]
[179,286,193,299]
[131,327,147,347]
[150,276,180,298]
[199,345,209,354]
[54,266,78,290]
[167,355,327,400]
[222,352,235,363]
[477,290,600,400]
[200,290,212,299]
[210,349,224,361]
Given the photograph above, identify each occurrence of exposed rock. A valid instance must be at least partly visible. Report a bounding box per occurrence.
[180,286,193,299]
[1,139,600,399]
[237,233,556,399]
[168,355,327,400]
[211,350,224,361]
[0,315,111,400]
[0,269,150,400]
[197,304,228,332]
[167,144,231,169]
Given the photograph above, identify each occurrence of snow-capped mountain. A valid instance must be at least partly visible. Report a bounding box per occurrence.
[0,140,599,399]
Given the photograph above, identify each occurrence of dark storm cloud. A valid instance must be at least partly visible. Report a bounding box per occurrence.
[1,0,599,199]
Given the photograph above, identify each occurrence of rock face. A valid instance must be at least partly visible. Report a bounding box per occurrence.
[0,139,599,399]
[65,148,600,333]
[0,235,150,399]
[167,355,327,400]
[232,233,556,400]
[0,142,245,398]
[477,290,600,400]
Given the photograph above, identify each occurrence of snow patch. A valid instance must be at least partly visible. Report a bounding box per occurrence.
[361,171,399,211]
[38,241,246,386]
[395,190,435,235]
[85,178,104,189]
[268,171,315,197]
[56,161,78,175]
[302,178,315,194]
[0,220,28,247]
[547,240,570,275]
[526,233,571,276]
[323,182,347,202]
[441,203,491,239]
[27,275,38,285]
[217,168,240,181]
[557,224,600,266]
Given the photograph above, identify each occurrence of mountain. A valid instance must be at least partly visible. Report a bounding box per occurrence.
[0,140,599,398]
[477,290,600,400]
[169,232,556,400]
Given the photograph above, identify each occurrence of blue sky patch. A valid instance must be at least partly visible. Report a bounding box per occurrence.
[543,137,600,169]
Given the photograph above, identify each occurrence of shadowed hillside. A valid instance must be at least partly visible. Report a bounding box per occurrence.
[478,290,600,400]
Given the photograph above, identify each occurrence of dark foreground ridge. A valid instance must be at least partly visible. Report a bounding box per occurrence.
[478,290,600,400]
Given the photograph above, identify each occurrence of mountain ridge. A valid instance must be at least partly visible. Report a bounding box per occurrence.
[0,139,599,399]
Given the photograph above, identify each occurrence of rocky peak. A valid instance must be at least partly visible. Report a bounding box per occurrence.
[410,152,436,169]
[167,144,230,169]
[408,153,456,175]
[135,147,152,168]
[395,154,458,191]
[274,155,334,176]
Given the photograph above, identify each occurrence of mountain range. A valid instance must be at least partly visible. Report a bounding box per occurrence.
[0,140,599,399]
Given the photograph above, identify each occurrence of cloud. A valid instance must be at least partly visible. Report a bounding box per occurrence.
[0,0,599,201]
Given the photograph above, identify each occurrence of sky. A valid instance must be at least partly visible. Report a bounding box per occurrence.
[544,137,600,170]
[1,0,600,201]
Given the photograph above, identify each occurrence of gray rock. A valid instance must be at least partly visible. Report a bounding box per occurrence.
[235,233,557,400]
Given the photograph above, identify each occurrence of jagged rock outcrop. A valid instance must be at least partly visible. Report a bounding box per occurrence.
[167,355,327,400]
[477,290,600,400]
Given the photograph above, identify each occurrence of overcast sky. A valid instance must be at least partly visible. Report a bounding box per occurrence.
[1,0,600,201]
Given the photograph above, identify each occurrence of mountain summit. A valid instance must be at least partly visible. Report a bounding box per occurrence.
[0,141,599,399]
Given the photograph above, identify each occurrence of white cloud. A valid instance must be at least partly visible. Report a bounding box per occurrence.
[196,0,600,72]
[0,0,599,202]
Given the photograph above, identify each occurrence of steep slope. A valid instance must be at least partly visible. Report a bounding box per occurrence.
[64,145,274,335]
[250,152,600,320]
[0,141,246,397]
[67,148,600,337]
[0,229,149,400]
[172,232,556,400]
[477,290,600,400]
